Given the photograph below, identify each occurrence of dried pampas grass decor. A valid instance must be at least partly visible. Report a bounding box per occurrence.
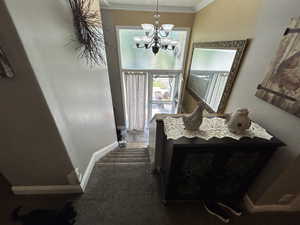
[68,0,106,66]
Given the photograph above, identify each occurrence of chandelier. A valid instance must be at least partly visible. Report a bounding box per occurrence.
[133,0,178,55]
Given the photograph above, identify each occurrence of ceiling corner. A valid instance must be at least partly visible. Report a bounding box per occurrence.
[193,0,215,12]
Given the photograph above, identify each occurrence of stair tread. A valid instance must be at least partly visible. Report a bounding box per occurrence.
[100,159,149,163]
[103,157,149,160]
[102,155,148,158]
[96,147,150,164]
[109,153,147,156]
[109,153,145,155]
[113,151,147,153]
[124,150,147,152]
[104,156,148,159]
[96,162,149,165]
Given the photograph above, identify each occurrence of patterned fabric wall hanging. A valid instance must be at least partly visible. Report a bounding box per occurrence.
[256,17,300,118]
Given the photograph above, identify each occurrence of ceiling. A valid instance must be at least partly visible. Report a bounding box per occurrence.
[100,0,215,13]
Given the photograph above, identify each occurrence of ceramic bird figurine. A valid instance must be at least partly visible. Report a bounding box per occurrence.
[225,108,251,134]
[183,102,205,131]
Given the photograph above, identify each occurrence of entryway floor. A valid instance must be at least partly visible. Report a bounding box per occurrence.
[125,129,149,148]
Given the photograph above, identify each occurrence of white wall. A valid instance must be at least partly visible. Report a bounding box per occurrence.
[227,0,300,205]
[0,1,74,186]
[4,0,117,179]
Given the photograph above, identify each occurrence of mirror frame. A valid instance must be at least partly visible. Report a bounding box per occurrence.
[187,39,248,113]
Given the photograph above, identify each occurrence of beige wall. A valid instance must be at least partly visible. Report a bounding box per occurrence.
[105,10,195,27]
[227,0,300,206]
[1,0,117,186]
[182,0,262,113]
[0,1,74,186]
[102,9,195,126]
[183,0,300,207]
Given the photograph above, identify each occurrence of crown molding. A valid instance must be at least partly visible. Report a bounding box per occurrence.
[101,3,195,13]
[194,0,215,12]
[100,0,215,13]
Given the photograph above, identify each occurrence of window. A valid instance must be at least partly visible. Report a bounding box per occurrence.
[117,26,189,124]
[118,27,188,70]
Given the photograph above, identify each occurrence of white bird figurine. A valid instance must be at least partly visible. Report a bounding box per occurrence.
[183,102,205,131]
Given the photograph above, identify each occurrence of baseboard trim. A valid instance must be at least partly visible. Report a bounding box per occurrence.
[244,194,293,213]
[11,141,118,195]
[80,141,118,191]
[12,185,82,195]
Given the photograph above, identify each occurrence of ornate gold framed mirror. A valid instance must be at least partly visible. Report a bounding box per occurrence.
[187,40,248,113]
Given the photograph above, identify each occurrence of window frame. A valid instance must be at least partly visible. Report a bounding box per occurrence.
[116,26,190,72]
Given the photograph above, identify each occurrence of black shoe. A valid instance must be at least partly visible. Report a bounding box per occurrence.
[217,201,242,216]
[203,201,230,223]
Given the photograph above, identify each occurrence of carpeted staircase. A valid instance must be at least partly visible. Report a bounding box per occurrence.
[97,147,150,164]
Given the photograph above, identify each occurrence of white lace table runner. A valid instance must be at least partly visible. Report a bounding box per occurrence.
[163,117,273,141]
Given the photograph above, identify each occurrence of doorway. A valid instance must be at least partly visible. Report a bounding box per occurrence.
[117,26,189,144]
[122,71,182,146]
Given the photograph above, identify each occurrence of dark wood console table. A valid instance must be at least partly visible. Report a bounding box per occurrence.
[153,118,284,204]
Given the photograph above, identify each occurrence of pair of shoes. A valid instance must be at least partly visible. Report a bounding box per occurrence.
[203,201,230,223]
[217,201,242,216]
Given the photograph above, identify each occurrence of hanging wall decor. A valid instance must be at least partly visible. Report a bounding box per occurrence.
[256,17,300,118]
[68,0,106,66]
[0,46,14,79]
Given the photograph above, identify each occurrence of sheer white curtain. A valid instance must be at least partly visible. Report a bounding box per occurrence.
[124,72,147,131]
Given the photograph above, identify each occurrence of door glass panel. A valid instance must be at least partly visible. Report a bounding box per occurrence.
[150,74,179,120]
[152,76,176,102]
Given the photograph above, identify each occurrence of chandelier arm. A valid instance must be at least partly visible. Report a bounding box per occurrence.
[167,46,177,51]
[145,40,155,49]
[145,32,155,38]
[158,31,169,38]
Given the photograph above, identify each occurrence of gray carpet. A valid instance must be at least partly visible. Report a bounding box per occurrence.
[1,148,300,225]
[75,163,211,225]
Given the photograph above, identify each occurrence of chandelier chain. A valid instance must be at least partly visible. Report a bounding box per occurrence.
[133,0,178,55]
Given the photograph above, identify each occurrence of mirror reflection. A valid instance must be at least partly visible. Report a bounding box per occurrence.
[188,48,237,112]
[187,40,247,113]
